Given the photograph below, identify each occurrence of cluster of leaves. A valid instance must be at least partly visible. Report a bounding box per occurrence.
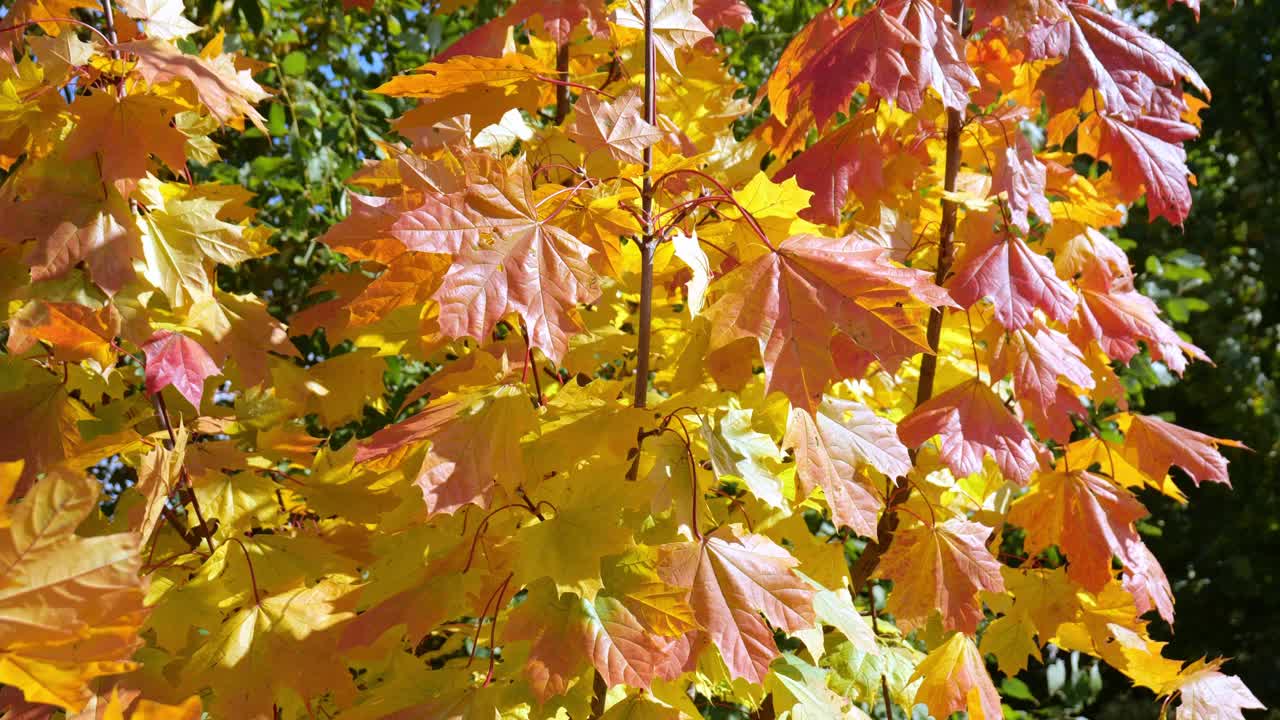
[1103,1,1280,711]
[0,0,1269,719]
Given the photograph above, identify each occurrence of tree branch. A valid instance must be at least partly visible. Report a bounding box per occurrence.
[633,0,657,409]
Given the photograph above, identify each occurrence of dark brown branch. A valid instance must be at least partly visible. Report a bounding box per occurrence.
[632,0,657,409]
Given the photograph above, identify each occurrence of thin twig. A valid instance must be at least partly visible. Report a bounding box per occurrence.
[227,537,263,606]
[0,17,113,45]
[151,393,217,555]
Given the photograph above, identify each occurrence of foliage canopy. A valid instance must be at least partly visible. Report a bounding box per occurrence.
[0,0,1267,718]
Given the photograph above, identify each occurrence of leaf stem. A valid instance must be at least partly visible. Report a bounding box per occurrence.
[151,392,218,556]
[848,0,968,591]
[653,168,774,250]
[633,0,657,409]
[535,74,616,101]
[98,0,127,96]
[228,537,263,606]
[867,581,895,718]
[0,17,113,46]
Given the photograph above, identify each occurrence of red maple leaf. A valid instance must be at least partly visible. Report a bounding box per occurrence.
[706,233,951,412]
[988,322,1095,442]
[946,219,1077,330]
[141,330,221,409]
[657,528,814,684]
[1026,1,1206,119]
[898,378,1043,485]
[787,0,976,129]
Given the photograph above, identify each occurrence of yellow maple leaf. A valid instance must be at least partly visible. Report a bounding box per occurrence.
[0,472,148,711]
[910,632,1001,720]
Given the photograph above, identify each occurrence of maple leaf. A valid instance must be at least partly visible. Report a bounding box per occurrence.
[694,0,752,31]
[7,300,120,367]
[137,189,258,309]
[600,548,700,639]
[0,181,139,295]
[990,133,1052,233]
[802,587,878,660]
[1010,470,1147,591]
[582,594,676,689]
[784,399,908,537]
[656,527,815,684]
[764,6,844,127]
[0,362,93,491]
[911,633,1002,720]
[321,191,484,263]
[706,232,950,412]
[612,0,713,73]
[117,39,269,131]
[597,695,682,720]
[437,0,608,59]
[186,290,296,388]
[102,692,204,720]
[775,116,886,226]
[969,0,1066,39]
[982,566,1077,649]
[988,322,1095,443]
[342,252,451,327]
[1026,0,1207,119]
[1167,658,1265,720]
[141,330,221,409]
[1072,282,1206,375]
[422,160,601,362]
[1116,413,1244,487]
[946,219,1077,330]
[877,518,1005,632]
[980,613,1042,675]
[186,578,356,716]
[568,88,663,164]
[0,472,148,711]
[786,0,976,129]
[512,480,633,599]
[27,34,97,86]
[671,229,711,317]
[1089,113,1197,225]
[1120,535,1175,624]
[375,53,550,131]
[0,0,97,52]
[129,427,186,542]
[766,652,855,720]
[118,0,202,39]
[65,95,168,183]
[897,378,1042,485]
[504,582,593,703]
[702,405,785,509]
[357,387,534,516]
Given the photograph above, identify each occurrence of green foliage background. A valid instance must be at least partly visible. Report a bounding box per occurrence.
[196,0,1278,715]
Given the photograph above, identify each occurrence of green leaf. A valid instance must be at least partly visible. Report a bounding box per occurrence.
[282,50,308,77]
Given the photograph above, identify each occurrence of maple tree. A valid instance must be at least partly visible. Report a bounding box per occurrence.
[0,0,1269,717]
